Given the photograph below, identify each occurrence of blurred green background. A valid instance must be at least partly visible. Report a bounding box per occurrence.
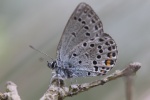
[0,0,149,100]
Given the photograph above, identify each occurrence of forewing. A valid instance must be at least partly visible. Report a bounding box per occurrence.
[57,3,104,60]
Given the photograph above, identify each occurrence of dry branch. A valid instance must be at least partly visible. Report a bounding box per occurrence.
[0,81,21,100]
[40,62,141,100]
[0,62,141,100]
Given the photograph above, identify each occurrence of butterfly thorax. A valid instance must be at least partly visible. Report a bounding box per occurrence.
[48,60,75,78]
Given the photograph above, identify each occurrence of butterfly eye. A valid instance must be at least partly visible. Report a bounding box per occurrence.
[48,61,57,69]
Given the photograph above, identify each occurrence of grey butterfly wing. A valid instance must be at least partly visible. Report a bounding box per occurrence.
[65,33,118,78]
[57,2,118,78]
[57,3,104,60]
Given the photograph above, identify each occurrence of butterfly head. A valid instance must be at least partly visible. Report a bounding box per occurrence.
[47,60,57,70]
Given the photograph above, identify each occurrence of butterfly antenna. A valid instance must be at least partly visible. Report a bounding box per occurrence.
[29,45,53,61]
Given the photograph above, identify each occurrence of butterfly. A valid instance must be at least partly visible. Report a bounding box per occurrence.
[48,2,118,79]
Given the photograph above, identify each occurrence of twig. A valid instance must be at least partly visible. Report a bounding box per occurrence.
[0,92,5,100]
[0,81,21,100]
[124,62,140,100]
[125,75,133,100]
[40,62,141,100]
[0,62,141,100]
